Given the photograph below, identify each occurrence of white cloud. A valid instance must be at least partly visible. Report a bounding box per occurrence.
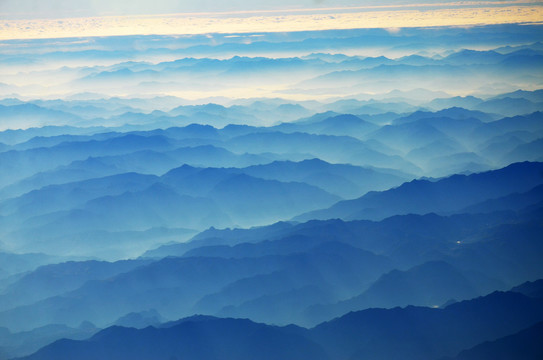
[0,4,542,40]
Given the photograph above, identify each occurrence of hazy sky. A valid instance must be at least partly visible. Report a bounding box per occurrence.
[0,0,522,19]
[0,1,541,40]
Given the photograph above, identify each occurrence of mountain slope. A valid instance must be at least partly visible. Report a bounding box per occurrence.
[294,162,543,222]
[18,316,328,360]
[449,321,543,360]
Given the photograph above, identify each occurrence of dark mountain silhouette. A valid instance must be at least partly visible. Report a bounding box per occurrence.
[448,321,543,360]
[18,291,543,360]
[145,209,521,268]
[18,317,328,360]
[309,291,543,360]
[294,162,543,222]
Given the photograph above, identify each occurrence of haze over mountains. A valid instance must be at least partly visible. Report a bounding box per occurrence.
[0,24,542,360]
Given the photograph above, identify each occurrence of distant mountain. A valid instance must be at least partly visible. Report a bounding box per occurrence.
[152,124,221,141]
[243,158,410,199]
[425,96,484,111]
[490,89,543,103]
[0,104,81,130]
[112,309,164,329]
[294,162,543,222]
[448,219,543,287]
[0,156,123,201]
[510,279,543,299]
[0,172,158,220]
[206,173,341,226]
[223,131,420,173]
[141,221,297,259]
[425,152,491,177]
[365,121,452,153]
[394,107,495,123]
[274,114,378,139]
[0,259,149,312]
[0,134,178,187]
[478,112,543,137]
[477,132,531,163]
[165,144,274,168]
[241,158,408,199]
[406,138,466,164]
[145,209,521,268]
[459,184,543,214]
[443,49,505,65]
[1,184,228,255]
[190,241,393,325]
[306,260,486,324]
[348,260,480,307]
[0,252,63,281]
[162,164,342,226]
[0,238,389,330]
[0,256,282,331]
[0,323,98,360]
[0,126,102,146]
[474,97,543,117]
[502,138,543,163]
[2,159,378,256]
[398,116,486,142]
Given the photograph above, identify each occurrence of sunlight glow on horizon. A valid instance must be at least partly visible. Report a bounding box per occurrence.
[0,5,542,40]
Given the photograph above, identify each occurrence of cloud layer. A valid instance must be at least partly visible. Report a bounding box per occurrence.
[1,5,542,40]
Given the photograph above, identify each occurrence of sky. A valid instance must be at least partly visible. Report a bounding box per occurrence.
[0,1,532,19]
[0,0,542,39]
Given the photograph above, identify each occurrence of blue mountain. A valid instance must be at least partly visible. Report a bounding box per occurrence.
[294,162,543,222]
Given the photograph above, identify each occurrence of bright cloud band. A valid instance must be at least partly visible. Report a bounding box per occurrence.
[0,5,542,40]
